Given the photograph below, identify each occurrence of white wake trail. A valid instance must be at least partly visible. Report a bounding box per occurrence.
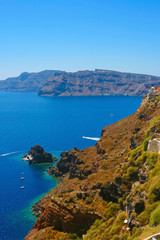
[0,151,18,157]
[82,136,100,141]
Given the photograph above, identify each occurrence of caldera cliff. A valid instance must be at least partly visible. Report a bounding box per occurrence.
[38,70,160,97]
[1,69,160,96]
[25,87,160,240]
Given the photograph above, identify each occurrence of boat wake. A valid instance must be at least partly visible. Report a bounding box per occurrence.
[82,136,100,141]
[0,151,19,157]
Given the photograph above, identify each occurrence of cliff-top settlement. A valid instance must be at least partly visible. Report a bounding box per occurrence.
[25,87,160,240]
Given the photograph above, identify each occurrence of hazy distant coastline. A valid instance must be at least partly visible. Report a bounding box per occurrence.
[1,69,160,96]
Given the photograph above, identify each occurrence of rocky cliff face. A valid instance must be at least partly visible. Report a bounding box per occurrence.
[38,70,160,96]
[25,88,160,240]
[1,69,160,96]
[0,70,62,91]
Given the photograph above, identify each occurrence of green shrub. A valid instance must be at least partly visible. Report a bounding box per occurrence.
[110,223,121,235]
[135,155,145,166]
[122,163,129,171]
[69,233,78,239]
[118,198,124,210]
[135,151,158,169]
[156,96,160,101]
[116,211,126,223]
[150,162,160,177]
[111,235,120,240]
[132,227,138,235]
[104,203,120,219]
[83,219,109,240]
[92,219,102,229]
[137,202,160,227]
[145,202,159,215]
[128,145,143,161]
[138,211,149,226]
[127,166,138,179]
[107,217,115,226]
[145,116,160,137]
[135,151,148,166]
[118,198,123,205]
[148,176,160,203]
[101,230,110,240]
[149,204,160,226]
[151,98,155,102]
[131,227,142,238]
[146,152,159,169]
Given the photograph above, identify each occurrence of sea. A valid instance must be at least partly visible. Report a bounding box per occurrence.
[0,92,142,240]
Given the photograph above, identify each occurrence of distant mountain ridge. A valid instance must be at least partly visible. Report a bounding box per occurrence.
[0,70,62,91]
[1,69,160,96]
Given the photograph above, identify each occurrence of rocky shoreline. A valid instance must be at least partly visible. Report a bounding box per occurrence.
[25,87,160,240]
[22,145,60,218]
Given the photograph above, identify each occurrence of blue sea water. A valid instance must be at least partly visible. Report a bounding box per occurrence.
[0,92,142,240]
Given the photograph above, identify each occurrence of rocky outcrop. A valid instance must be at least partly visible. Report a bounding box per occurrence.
[47,147,92,180]
[147,138,160,154]
[130,135,139,149]
[141,86,160,106]
[32,200,42,217]
[147,86,160,101]
[47,148,79,176]
[33,198,101,235]
[22,145,58,164]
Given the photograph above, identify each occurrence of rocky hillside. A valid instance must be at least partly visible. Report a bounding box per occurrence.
[0,70,62,91]
[1,69,160,96]
[38,70,160,96]
[24,87,160,240]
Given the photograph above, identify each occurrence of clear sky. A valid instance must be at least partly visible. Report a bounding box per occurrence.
[0,0,160,79]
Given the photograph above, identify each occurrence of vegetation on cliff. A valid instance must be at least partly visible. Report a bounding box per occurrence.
[25,88,160,240]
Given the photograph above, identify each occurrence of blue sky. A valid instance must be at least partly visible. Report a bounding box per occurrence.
[0,0,160,79]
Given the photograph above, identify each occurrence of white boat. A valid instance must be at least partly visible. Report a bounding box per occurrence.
[20,186,24,189]
[82,136,100,141]
[21,177,24,180]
